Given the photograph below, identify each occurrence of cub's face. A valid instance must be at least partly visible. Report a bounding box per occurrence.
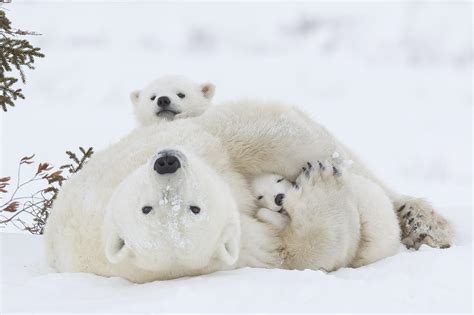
[130,75,215,126]
[104,148,240,275]
[251,174,293,212]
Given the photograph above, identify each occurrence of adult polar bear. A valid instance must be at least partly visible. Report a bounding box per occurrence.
[44,101,452,283]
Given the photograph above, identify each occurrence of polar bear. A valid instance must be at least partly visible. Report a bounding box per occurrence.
[251,173,292,230]
[45,120,283,283]
[102,147,278,277]
[44,100,453,283]
[251,162,401,271]
[250,155,346,229]
[197,101,453,251]
[130,75,215,126]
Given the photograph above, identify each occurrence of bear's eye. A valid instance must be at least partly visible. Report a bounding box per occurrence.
[150,95,156,101]
[142,206,153,214]
[277,178,284,183]
[177,92,185,99]
[189,206,201,215]
[257,196,263,200]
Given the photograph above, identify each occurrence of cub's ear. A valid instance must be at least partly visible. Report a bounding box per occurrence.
[200,83,215,100]
[130,90,140,106]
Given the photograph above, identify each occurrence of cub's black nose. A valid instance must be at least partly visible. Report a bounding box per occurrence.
[157,96,171,108]
[275,193,285,206]
[154,154,181,174]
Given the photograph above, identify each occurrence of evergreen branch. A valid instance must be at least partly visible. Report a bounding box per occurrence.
[0,8,44,111]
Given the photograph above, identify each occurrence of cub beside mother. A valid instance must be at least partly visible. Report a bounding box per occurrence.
[44,101,400,283]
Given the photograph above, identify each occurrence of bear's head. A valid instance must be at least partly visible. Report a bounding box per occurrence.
[251,174,293,213]
[130,75,215,126]
[103,147,240,278]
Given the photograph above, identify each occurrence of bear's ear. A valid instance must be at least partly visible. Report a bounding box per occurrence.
[105,231,132,264]
[216,223,240,266]
[200,83,215,100]
[130,90,140,106]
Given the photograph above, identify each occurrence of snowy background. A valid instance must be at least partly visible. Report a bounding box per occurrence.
[1,0,472,313]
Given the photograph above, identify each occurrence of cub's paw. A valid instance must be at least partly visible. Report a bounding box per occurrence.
[396,198,453,250]
[284,161,353,232]
[256,208,289,230]
[295,161,344,190]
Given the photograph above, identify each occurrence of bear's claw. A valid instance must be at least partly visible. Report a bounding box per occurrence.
[296,161,344,188]
[395,199,453,250]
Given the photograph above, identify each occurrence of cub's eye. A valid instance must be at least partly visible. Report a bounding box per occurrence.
[277,178,285,183]
[257,196,263,200]
[142,206,153,214]
[189,205,201,215]
[177,92,185,99]
[150,95,156,101]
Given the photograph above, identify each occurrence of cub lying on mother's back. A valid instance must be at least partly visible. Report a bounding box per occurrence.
[130,75,215,126]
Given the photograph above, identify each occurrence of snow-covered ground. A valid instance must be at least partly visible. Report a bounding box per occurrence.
[1,1,472,313]
[1,232,471,313]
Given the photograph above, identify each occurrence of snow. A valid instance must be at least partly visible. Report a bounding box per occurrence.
[1,233,471,312]
[0,1,472,313]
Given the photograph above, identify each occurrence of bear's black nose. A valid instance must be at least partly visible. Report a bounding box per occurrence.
[154,153,181,174]
[275,193,285,206]
[157,96,171,108]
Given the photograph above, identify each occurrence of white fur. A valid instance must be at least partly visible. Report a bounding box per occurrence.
[44,121,281,283]
[251,174,293,213]
[196,100,453,250]
[130,75,214,126]
[251,174,292,230]
[251,167,400,271]
[103,149,241,273]
[44,99,451,282]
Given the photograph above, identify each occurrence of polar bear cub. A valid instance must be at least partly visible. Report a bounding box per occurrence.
[251,160,401,270]
[130,75,215,126]
[251,174,293,230]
